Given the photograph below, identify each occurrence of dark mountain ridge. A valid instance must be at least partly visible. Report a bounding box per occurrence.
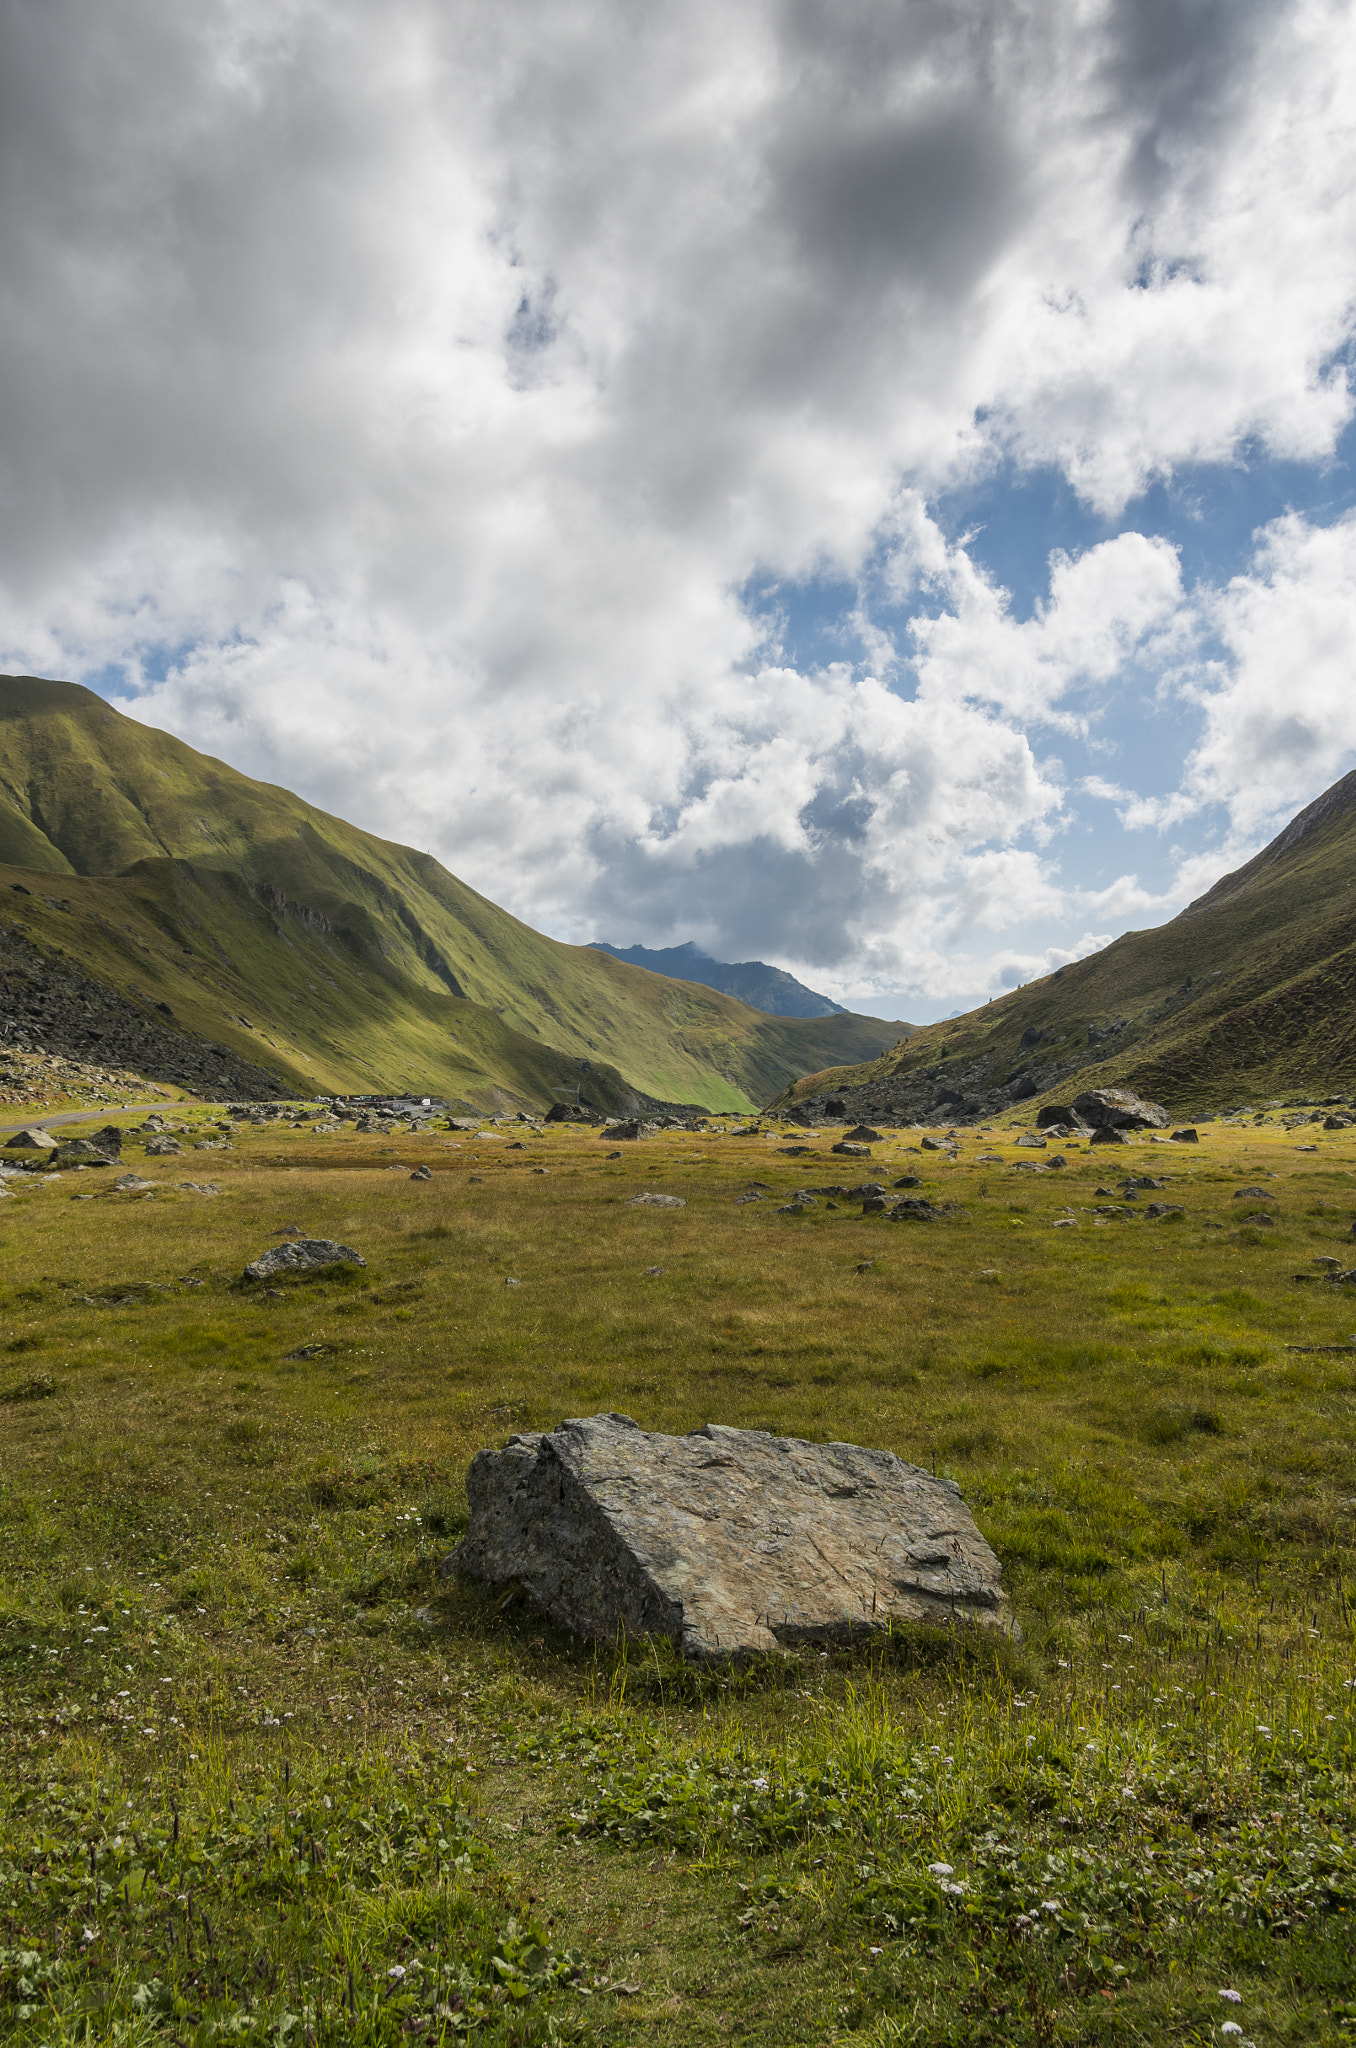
[589,939,851,1019]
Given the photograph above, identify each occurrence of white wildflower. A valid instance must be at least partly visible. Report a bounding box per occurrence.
[927,1863,953,1877]
[1220,1989,1243,2004]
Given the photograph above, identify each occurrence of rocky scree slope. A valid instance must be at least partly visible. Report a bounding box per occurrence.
[0,676,901,1110]
[773,766,1356,1125]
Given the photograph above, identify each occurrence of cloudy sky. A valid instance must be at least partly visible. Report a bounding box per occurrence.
[2,0,1355,1022]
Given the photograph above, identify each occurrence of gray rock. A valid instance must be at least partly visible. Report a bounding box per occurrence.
[1013,1133,1046,1149]
[843,1125,883,1142]
[1072,1088,1170,1131]
[627,1191,687,1208]
[888,1197,943,1221]
[409,1165,433,1180]
[4,1127,55,1149]
[1089,1126,1131,1145]
[1232,1187,1276,1199]
[778,1193,817,1211]
[831,1141,872,1156]
[51,1139,115,1167]
[1169,1128,1199,1143]
[145,1137,184,1156]
[445,1413,1011,1658]
[602,1120,657,1141]
[1237,1212,1276,1228]
[243,1239,365,1281]
[920,1136,951,1152]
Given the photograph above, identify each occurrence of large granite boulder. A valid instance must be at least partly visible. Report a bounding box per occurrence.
[1072,1088,1170,1130]
[446,1413,1010,1659]
[4,1127,55,1150]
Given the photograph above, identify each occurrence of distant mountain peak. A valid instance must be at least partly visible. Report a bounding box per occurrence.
[590,940,846,1019]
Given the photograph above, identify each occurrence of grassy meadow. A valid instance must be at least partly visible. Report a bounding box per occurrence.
[2,1105,1355,2045]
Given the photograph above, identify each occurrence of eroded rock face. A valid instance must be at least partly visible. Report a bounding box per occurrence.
[446,1413,1010,1660]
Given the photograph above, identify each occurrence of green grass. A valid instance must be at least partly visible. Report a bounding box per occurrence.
[2,1107,1356,2043]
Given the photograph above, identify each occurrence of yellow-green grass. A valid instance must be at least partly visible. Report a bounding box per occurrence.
[2,1111,1355,2044]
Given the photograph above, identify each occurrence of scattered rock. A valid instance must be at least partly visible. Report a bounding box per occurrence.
[145,1137,184,1156]
[889,1198,943,1222]
[920,1136,952,1152]
[533,1166,549,1174]
[1072,1088,1170,1131]
[505,1276,522,1288]
[1089,1127,1131,1146]
[603,1120,657,1141]
[446,1413,1011,1657]
[4,1127,55,1150]
[1036,1105,1088,1131]
[51,1139,116,1168]
[1012,1133,1046,1150]
[194,1139,232,1151]
[855,1260,875,1273]
[733,1192,765,1204]
[409,1166,433,1181]
[1143,1202,1185,1219]
[177,1180,220,1196]
[643,1265,664,1276]
[843,1125,883,1142]
[1170,1128,1199,1143]
[605,1150,623,1160]
[1233,1187,1276,1199]
[1046,1154,1067,1170]
[1237,1212,1276,1228]
[1052,1217,1077,1228]
[178,1275,206,1288]
[627,1192,687,1208]
[243,1239,365,1281]
[778,1193,817,1212]
[831,1141,872,1157]
[779,1145,817,1157]
[892,1175,922,1188]
[112,1172,159,1191]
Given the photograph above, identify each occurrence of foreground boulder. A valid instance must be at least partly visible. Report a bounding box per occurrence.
[446,1413,1010,1659]
[4,1127,55,1150]
[1072,1087,1170,1130]
[243,1239,365,1281]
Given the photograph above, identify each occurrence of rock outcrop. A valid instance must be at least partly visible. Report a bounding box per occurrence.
[446,1413,1010,1659]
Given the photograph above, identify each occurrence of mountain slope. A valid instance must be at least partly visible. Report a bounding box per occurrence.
[770,768,1356,1122]
[590,939,850,1018]
[0,676,904,1109]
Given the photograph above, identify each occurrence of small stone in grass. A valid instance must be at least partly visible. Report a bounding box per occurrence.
[606,1149,623,1159]
[533,1166,549,1174]
[643,1265,664,1276]
[855,1260,874,1273]
[409,1165,432,1180]
[505,1276,522,1288]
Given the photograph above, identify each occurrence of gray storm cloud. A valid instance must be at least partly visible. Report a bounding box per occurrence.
[0,0,1353,1011]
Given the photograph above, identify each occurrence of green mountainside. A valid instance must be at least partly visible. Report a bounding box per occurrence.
[772,767,1356,1122]
[0,676,907,1110]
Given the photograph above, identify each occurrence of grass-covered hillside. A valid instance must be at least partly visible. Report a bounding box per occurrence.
[2,1102,1355,2042]
[775,768,1356,1123]
[0,677,905,1111]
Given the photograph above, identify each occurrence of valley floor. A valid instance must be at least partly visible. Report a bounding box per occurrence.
[2,1108,1354,2044]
